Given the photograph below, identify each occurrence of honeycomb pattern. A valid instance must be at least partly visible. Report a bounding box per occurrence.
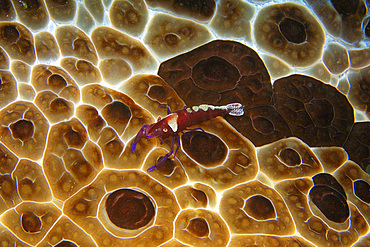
[0,0,369,246]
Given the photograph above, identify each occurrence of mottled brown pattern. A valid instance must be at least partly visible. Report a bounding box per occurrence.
[105,189,155,229]
[344,122,370,173]
[348,66,370,119]
[1,1,370,246]
[12,0,49,31]
[0,23,35,64]
[273,74,354,147]
[253,2,325,67]
[305,0,367,43]
[44,0,76,22]
[182,131,227,166]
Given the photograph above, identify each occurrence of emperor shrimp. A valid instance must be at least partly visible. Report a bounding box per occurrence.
[131,103,244,172]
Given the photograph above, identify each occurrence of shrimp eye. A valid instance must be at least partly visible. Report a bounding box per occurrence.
[163,128,168,133]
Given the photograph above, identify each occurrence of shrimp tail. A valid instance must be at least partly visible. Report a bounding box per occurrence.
[226,103,244,116]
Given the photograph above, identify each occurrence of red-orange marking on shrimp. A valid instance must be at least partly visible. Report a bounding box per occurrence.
[131,103,244,172]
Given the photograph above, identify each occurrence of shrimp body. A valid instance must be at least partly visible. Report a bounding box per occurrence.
[131,103,244,172]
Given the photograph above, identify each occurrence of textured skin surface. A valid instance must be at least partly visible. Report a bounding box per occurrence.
[0,1,369,246]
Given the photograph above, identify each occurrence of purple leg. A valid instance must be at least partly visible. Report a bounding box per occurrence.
[183,127,210,138]
[131,125,149,152]
[147,135,179,172]
[173,134,181,157]
[158,105,172,115]
[158,136,171,145]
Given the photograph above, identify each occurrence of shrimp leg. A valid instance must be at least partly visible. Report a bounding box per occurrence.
[183,127,210,139]
[158,105,188,115]
[131,124,149,152]
[147,135,180,172]
[184,127,208,134]
[158,105,172,114]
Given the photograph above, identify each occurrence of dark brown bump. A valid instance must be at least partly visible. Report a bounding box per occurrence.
[50,98,71,113]
[148,85,167,102]
[244,195,276,220]
[192,56,240,92]
[246,77,264,93]
[231,106,292,147]
[186,217,209,238]
[279,148,301,167]
[241,55,258,72]
[279,18,307,44]
[76,60,93,72]
[189,188,208,207]
[54,241,78,247]
[331,0,360,16]
[81,105,99,119]
[309,185,349,223]
[70,158,92,180]
[164,33,180,46]
[157,40,272,138]
[182,131,227,166]
[343,122,370,174]
[105,140,124,155]
[64,128,85,148]
[157,156,176,175]
[10,119,34,142]
[252,116,274,135]
[1,25,19,43]
[105,189,155,230]
[157,40,274,147]
[101,101,132,126]
[17,38,32,53]
[73,39,91,53]
[354,180,370,203]
[273,74,354,147]
[313,173,347,199]
[236,153,250,168]
[21,211,42,233]
[48,74,67,92]
[305,99,334,128]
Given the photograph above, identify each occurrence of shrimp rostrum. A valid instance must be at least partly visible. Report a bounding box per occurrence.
[131,103,244,172]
